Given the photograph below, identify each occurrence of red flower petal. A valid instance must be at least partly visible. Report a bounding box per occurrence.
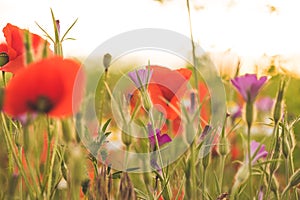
[1,23,52,74]
[3,56,84,118]
[148,66,192,120]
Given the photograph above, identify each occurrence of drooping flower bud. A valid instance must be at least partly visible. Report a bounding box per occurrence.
[103,53,112,71]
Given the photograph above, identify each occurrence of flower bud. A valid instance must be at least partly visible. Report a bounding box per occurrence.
[202,152,210,170]
[61,119,73,143]
[273,79,286,124]
[282,136,290,159]
[121,124,132,147]
[142,91,152,113]
[103,53,112,70]
[288,168,300,188]
[218,136,230,156]
[270,136,281,173]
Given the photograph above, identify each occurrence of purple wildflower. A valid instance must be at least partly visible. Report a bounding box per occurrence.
[256,96,274,112]
[128,68,153,89]
[147,124,172,150]
[258,186,264,200]
[246,140,268,165]
[231,74,267,103]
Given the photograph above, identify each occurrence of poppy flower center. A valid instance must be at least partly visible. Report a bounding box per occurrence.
[0,52,9,67]
[27,96,54,113]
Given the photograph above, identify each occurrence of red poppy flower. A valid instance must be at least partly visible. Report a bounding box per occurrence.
[3,56,84,118]
[0,23,51,74]
[148,66,192,120]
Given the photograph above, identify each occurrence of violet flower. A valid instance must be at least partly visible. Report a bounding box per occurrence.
[246,140,268,165]
[256,96,274,112]
[128,68,153,89]
[147,124,172,150]
[231,74,267,103]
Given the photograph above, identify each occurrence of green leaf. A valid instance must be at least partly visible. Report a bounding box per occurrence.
[50,8,60,43]
[61,18,78,42]
[213,171,221,194]
[126,167,140,172]
[35,22,54,43]
[112,171,122,179]
[102,119,112,133]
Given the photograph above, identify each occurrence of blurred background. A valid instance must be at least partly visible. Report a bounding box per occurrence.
[1,0,300,74]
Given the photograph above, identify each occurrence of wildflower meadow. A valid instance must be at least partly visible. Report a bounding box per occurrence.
[1,4,300,200]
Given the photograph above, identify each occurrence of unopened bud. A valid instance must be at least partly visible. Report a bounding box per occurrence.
[142,92,152,112]
[273,79,286,123]
[121,124,132,147]
[270,136,281,173]
[282,137,290,159]
[202,152,210,170]
[289,168,300,188]
[103,53,112,70]
[61,119,73,143]
[218,137,229,156]
[56,20,60,37]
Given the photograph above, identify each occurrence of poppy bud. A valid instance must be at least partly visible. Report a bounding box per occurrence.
[121,124,132,147]
[202,152,210,170]
[218,136,229,156]
[273,79,286,124]
[282,136,290,159]
[142,92,152,113]
[270,136,281,174]
[0,52,9,66]
[61,119,73,143]
[103,53,112,70]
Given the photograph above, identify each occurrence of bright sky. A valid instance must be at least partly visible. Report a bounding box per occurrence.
[1,0,300,72]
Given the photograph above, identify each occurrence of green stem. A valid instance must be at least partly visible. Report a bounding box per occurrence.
[186,0,199,97]
[2,71,6,86]
[264,123,279,200]
[98,68,108,127]
[288,153,298,199]
[190,140,196,199]
[1,113,35,198]
[284,158,290,200]
[202,167,206,200]
[148,111,171,199]
[247,125,253,198]
[46,121,58,199]
[41,117,53,194]
[219,155,226,191]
